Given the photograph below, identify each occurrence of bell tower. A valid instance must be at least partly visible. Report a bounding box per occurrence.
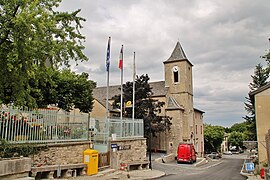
[164,41,193,97]
[163,41,194,142]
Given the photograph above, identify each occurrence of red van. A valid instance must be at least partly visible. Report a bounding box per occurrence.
[177,143,197,163]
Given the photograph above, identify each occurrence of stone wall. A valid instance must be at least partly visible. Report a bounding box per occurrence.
[109,138,147,169]
[32,141,91,166]
[0,157,31,179]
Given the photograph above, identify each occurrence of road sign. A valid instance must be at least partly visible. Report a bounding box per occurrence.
[245,163,254,171]
[111,143,118,149]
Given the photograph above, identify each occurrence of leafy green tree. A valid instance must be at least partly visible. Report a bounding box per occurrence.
[228,131,245,149]
[11,67,95,112]
[112,74,172,138]
[0,0,87,107]
[52,69,96,113]
[244,63,269,141]
[230,122,248,133]
[204,124,225,153]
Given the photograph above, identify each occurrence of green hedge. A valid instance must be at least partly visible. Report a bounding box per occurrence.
[0,139,48,158]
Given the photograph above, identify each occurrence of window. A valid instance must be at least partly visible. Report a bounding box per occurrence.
[200,126,203,134]
[196,125,198,134]
[174,71,179,82]
[172,66,179,83]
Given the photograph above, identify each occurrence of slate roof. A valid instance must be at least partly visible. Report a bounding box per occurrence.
[164,41,193,66]
[93,81,167,108]
[166,96,184,110]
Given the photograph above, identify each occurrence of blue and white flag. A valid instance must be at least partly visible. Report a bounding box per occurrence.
[106,37,111,72]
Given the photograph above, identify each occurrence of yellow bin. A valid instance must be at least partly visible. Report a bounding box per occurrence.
[83,149,99,175]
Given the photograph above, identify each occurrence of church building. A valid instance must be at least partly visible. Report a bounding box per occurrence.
[91,42,204,157]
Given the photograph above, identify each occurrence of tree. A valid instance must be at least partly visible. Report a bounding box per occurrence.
[243,63,269,141]
[228,131,245,149]
[112,74,172,138]
[204,124,225,153]
[0,0,87,107]
[230,122,247,133]
[54,69,96,113]
[261,38,270,66]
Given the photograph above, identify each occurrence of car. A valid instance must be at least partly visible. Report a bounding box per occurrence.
[250,154,258,159]
[223,151,233,155]
[231,150,240,154]
[208,152,222,159]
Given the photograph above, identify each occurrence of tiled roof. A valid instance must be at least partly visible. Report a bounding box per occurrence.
[93,81,167,108]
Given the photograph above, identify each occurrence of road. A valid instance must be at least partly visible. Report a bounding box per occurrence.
[153,154,246,180]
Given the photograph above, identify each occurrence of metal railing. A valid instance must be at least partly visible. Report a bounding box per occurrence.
[91,117,144,152]
[92,117,144,142]
[0,106,144,145]
[0,106,90,144]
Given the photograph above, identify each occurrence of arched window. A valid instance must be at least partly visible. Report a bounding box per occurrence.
[172,66,179,83]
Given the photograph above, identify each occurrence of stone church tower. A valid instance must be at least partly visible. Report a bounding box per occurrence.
[161,42,196,154]
[92,41,204,156]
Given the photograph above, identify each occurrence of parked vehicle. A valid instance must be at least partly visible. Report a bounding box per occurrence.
[177,143,197,163]
[223,151,233,155]
[231,150,240,154]
[207,152,222,159]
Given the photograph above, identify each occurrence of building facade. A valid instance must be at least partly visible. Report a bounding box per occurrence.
[92,42,204,156]
[250,83,270,167]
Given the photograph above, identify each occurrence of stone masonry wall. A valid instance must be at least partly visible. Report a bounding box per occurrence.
[32,141,90,167]
[109,138,147,169]
[0,157,31,179]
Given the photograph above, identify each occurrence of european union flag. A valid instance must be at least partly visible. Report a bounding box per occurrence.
[106,37,111,72]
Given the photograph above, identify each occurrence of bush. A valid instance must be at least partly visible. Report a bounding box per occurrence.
[0,139,48,158]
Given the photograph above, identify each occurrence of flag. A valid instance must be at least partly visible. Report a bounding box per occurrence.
[106,37,111,72]
[119,45,123,69]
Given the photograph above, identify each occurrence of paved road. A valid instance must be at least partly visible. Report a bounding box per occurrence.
[154,154,246,180]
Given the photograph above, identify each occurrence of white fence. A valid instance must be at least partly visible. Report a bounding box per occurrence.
[91,117,144,143]
[0,106,89,143]
[0,106,144,145]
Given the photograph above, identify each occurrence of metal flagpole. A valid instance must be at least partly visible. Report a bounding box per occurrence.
[120,45,124,137]
[132,52,136,136]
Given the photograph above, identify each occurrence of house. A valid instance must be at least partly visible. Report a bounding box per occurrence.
[92,42,205,156]
[249,83,270,167]
[221,133,229,153]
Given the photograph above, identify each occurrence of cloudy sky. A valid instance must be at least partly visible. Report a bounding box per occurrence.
[58,0,270,127]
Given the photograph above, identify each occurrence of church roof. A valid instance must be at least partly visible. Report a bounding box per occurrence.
[93,81,167,109]
[167,97,184,110]
[164,41,193,66]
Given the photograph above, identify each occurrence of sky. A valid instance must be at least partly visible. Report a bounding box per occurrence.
[58,0,270,127]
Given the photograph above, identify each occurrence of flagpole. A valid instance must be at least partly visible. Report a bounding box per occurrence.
[132,52,136,136]
[119,45,124,137]
[106,67,109,118]
[105,37,111,139]
[132,52,136,121]
[120,45,124,120]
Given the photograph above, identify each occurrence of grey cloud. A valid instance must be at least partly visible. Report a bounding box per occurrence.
[58,0,270,127]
